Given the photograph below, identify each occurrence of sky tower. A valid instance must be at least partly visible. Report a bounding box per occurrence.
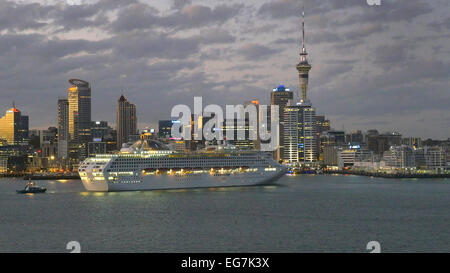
[296,8,312,102]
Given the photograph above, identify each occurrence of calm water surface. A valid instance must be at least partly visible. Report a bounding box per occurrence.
[0,175,449,252]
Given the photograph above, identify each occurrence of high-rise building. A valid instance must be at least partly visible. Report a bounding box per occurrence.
[283,101,317,164]
[116,95,137,149]
[67,79,91,162]
[68,79,91,144]
[245,99,261,151]
[347,130,364,145]
[0,106,28,146]
[222,100,260,151]
[18,115,29,144]
[57,97,69,160]
[315,115,330,160]
[270,85,293,161]
[159,120,174,139]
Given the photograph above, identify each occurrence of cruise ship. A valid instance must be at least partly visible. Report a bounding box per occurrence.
[78,140,287,192]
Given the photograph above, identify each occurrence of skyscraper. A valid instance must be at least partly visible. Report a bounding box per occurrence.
[283,101,317,164]
[316,115,330,160]
[270,85,293,161]
[116,95,137,149]
[158,120,174,139]
[18,115,29,145]
[0,107,21,145]
[67,79,91,163]
[68,79,91,144]
[0,105,28,146]
[57,97,69,161]
[296,9,312,102]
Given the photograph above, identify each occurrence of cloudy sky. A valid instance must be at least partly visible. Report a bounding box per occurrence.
[1,0,449,139]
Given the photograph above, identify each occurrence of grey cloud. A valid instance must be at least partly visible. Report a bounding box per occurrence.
[171,0,193,11]
[258,0,362,19]
[111,3,243,33]
[259,0,432,27]
[237,43,281,60]
[373,42,412,66]
[0,0,448,139]
[273,38,297,44]
[428,17,450,31]
[110,3,159,33]
[0,1,52,31]
[197,29,236,44]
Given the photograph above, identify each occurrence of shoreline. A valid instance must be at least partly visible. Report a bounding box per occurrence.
[0,174,80,180]
[322,170,449,179]
[1,172,448,180]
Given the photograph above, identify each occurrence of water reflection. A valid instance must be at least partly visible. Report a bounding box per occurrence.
[77,184,279,197]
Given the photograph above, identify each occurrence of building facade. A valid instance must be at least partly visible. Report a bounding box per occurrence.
[270,85,293,161]
[67,79,91,163]
[116,95,137,149]
[57,97,69,161]
[283,101,317,164]
[0,107,28,146]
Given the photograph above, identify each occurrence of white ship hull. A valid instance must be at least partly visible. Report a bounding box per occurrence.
[81,168,286,192]
[79,140,286,192]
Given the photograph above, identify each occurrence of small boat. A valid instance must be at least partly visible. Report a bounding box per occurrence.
[17,180,46,194]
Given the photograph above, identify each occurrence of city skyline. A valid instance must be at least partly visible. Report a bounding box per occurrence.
[0,0,449,139]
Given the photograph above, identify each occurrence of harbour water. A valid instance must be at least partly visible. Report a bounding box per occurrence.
[0,175,448,253]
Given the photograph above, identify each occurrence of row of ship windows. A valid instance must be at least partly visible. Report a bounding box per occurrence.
[110,160,267,166]
[112,158,265,162]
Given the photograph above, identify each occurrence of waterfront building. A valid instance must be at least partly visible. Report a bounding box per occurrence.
[323,145,342,166]
[222,100,260,151]
[68,79,91,144]
[338,148,374,169]
[315,115,330,160]
[382,145,415,169]
[283,100,317,164]
[270,85,293,161]
[0,106,29,146]
[245,99,261,151]
[413,148,427,169]
[158,120,174,139]
[18,115,29,145]
[88,141,106,157]
[57,97,69,161]
[116,95,137,149]
[425,146,447,171]
[68,79,92,162]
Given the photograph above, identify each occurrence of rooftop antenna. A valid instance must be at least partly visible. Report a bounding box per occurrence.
[12,101,15,109]
[300,4,307,62]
